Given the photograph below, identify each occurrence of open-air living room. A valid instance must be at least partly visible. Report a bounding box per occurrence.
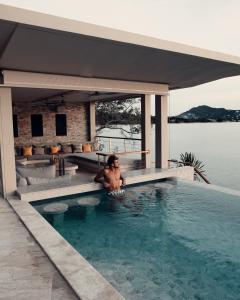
[14,91,102,190]
[14,91,129,194]
[13,89,178,201]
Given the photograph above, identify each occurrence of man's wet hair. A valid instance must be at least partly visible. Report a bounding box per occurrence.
[107,154,119,166]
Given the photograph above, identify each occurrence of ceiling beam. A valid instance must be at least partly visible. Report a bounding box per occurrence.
[89,93,140,101]
[2,70,169,95]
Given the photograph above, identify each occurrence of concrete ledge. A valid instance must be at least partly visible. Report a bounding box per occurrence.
[17,182,102,202]
[18,166,194,202]
[125,166,194,185]
[7,198,124,300]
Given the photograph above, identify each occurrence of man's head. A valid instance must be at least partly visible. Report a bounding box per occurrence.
[107,155,119,168]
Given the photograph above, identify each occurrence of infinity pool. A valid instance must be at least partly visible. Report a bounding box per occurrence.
[33,180,240,300]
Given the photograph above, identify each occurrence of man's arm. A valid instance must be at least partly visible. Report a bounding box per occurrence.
[94,169,112,190]
[120,173,126,186]
[94,168,105,183]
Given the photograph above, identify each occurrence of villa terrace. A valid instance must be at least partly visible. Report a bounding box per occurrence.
[1,4,240,200]
[1,4,240,300]
[10,86,194,201]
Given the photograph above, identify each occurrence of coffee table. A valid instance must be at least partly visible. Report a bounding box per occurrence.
[56,162,78,176]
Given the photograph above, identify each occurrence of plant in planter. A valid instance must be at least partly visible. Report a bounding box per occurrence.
[179,152,209,183]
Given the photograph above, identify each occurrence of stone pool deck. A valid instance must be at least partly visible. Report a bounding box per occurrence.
[0,198,78,300]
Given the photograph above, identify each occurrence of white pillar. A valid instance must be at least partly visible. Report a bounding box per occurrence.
[141,95,152,168]
[89,101,96,141]
[155,95,169,168]
[0,87,17,197]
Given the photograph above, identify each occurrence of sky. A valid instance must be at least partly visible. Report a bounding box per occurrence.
[1,0,240,115]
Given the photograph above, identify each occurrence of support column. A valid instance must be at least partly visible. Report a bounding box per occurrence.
[141,95,152,168]
[155,95,169,168]
[89,101,96,141]
[0,88,17,197]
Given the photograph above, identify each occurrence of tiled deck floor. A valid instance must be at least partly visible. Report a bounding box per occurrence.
[0,198,78,300]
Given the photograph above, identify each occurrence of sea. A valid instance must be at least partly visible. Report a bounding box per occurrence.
[97,123,240,191]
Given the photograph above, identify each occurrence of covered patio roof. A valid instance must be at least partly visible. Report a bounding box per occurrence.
[11,87,138,105]
[0,4,240,99]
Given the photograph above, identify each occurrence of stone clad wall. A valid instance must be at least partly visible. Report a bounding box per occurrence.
[13,102,90,145]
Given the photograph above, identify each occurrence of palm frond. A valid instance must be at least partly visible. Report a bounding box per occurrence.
[179,152,207,181]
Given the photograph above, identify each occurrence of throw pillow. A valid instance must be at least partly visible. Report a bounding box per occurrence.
[17,177,28,187]
[73,144,83,153]
[23,146,32,156]
[33,146,45,155]
[62,144,72,153]
[15,146,23,156]
[82,143,92,153]
[50,146,59,154]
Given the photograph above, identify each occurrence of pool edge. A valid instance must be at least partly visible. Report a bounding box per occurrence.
[7,197,125,300]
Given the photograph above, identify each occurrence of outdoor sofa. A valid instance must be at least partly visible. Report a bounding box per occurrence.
[15,142,144,187]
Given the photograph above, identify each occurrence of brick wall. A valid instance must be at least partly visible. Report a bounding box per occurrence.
[13,102,90,145]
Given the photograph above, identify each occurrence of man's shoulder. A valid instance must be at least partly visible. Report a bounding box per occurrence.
[102,167,110,174]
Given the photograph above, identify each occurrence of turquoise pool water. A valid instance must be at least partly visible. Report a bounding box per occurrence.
[33,181,240,300]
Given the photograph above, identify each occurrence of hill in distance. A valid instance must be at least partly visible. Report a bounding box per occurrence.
[169,105,240,123]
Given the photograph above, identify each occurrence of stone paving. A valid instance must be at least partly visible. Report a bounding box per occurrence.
[0,198,78,300]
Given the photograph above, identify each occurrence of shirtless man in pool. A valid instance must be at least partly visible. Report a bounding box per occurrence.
[94,155,143,214]
[94,155,126,194]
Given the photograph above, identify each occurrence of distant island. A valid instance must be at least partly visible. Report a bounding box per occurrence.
[167,105,240,123]
[97,104,240,125]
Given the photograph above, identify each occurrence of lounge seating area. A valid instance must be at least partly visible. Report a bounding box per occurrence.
[15,141,99,161]
[16,163,72,187]
[15,141,145,188]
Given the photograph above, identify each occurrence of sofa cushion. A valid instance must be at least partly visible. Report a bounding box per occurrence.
[50,146,59,154]
[23,146,32,156]
[27,174,71,185]
[62,144,72,154]
[16,164,56,179]
[82,143,92,153]
[16,158,27,166]
[15,146,22,156]
[27,155,51,161]
[73,144,83,153]
[44,144,60,154]
[16,170,28,186]
[18,177,28,186]
[33,146,45,155]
